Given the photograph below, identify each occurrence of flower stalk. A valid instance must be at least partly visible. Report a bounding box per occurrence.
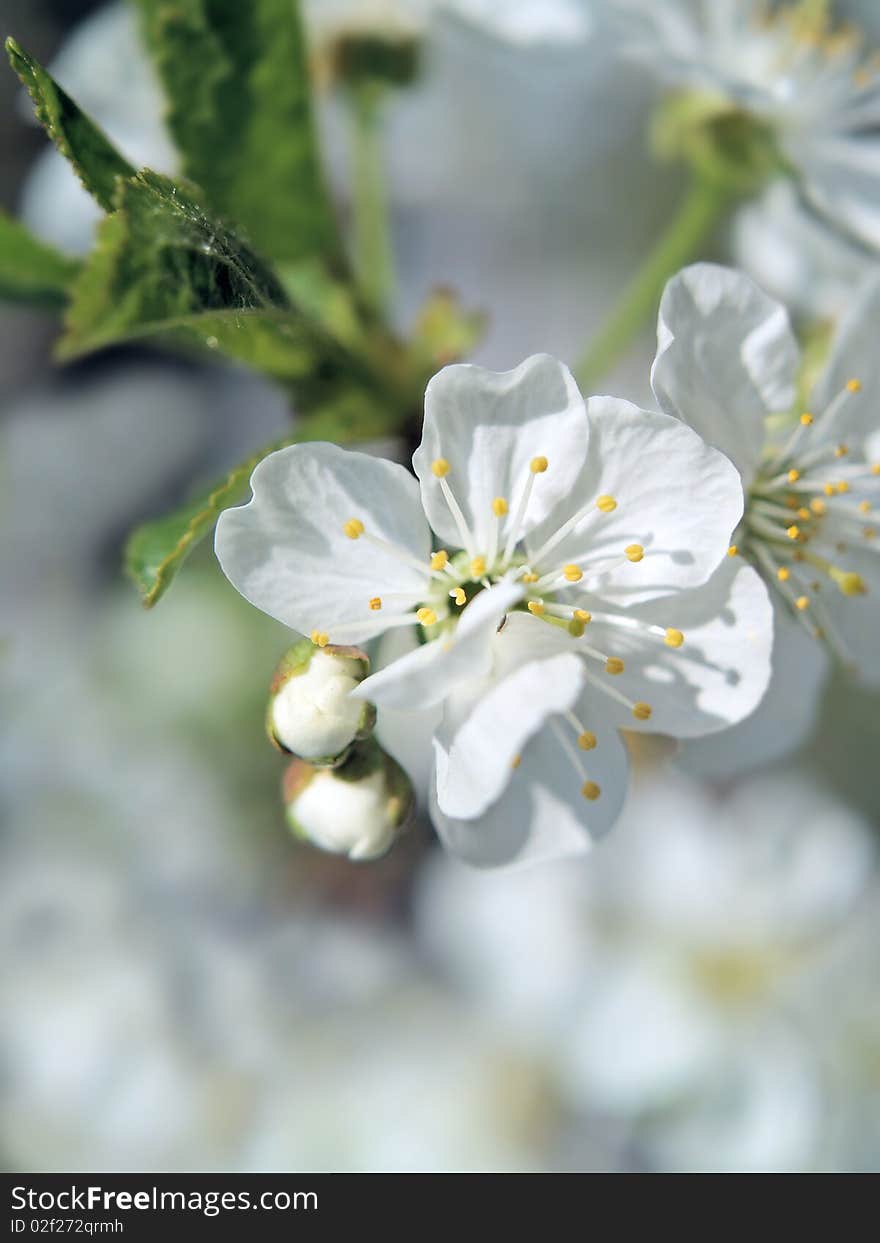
[347,82,396,318]
[574,174,734,393]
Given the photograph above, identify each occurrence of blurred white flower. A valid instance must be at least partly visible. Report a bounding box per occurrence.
[652,262,880,771]
[217,354,773,864]
[608,0,880,251]
[416,767,876,1171]
[18,2,175,254]
[560,770,875,1171]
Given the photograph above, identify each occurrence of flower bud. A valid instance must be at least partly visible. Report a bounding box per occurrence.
[267,640,376,766]
[282,740,414,861]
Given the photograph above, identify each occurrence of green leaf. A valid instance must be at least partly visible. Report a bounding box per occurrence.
[59,170,388,406]
[57,167,287,354]
[0,210,80,307]
[125,399,394,607]
[135,0,340,265]
[5,37,136,212]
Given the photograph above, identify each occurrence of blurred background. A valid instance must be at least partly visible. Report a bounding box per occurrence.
[2,0,880,1173]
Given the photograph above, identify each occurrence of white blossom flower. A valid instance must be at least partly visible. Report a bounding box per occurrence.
[652,262,880,771]
[216,353,773,866]
[607,0,880,251]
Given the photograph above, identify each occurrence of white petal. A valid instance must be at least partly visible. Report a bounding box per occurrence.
[798,138,880,252]
[371,628,442,807]
[434,643,586,819]
[588,558,775,738]
[679,606,829,777]
[413,355,588,552]
[811,272,880,445]
[429,705,629,869]
[353,579,523,711]
[215,443,431,644]
[529,397,744,604]
[652,263,800,486]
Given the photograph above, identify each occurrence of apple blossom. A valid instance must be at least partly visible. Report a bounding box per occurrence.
[652,262,880,771]
[607,0,880,251]
[217,353,773,865]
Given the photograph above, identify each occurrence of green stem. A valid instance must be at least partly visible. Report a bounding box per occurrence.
[347,84,395,318]
[574,175,735,393]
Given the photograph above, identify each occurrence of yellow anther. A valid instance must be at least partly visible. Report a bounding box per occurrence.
[430,550,449,571]
[728,545,739,557]
[788,468,801,483]
[797,507,811,521]
[311,630,329,648]
[581,781,601,801]
[492,496,508,517]
[777,566,791,582]
[865,527,877,540]
[625,544,644,563]
[787,525,801,541]
[596,494,617,513]
[859,501,872,514]
[527,601,546,617]
[568,619,585,637]
[810,499,827,516]
[835,444,849,458]
[796,596,810,611]
[846,378,862,393]
[665,628,684,649]
[451,587,466,606]
[369,597,382,611]
[872,464,880,476]
[823,483,836,496]
[800,412,814,426]
[563,564,583,582]
[785,495,800,509]
[833,570,866,597]
[522,571,539,584]
[530,456,549,474]
[470,556,487,578]
[431,458,450,478]
[605,657,625,675]
[632,702,653,721]
[511,754,522,770]
[416,607,438,626]
[577,731,597,751]
[573,609,592,624]
[343,518,364,539]
[836,481,850,494]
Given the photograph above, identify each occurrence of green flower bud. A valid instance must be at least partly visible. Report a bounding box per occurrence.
[267,640,376,766]
[652,91,789,194]
[282,739,414,861]
[330,31,422,90]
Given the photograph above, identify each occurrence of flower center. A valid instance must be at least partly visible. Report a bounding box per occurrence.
[315,454,701,803]
[734,376,876,662]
